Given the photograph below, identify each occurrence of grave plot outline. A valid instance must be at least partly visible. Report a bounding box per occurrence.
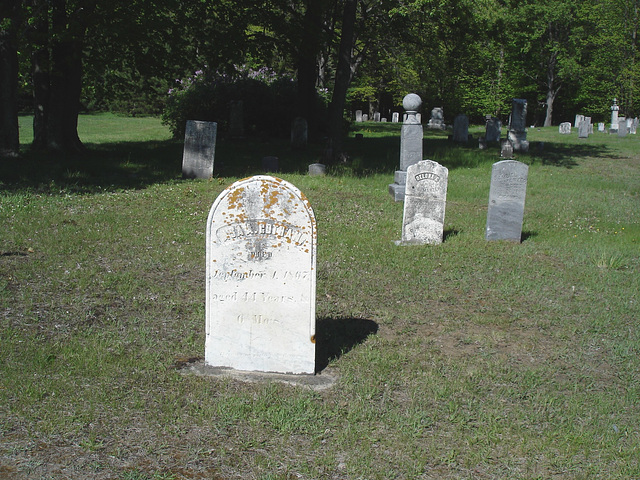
[205,175,317,374]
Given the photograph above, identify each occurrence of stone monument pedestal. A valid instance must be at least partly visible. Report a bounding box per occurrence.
[389,93,423,202]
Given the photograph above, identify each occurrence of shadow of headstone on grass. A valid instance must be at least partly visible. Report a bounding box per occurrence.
[315,317,379,372]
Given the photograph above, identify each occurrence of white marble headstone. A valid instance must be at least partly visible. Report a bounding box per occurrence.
[205,176,317,374]
[398,160,448,245]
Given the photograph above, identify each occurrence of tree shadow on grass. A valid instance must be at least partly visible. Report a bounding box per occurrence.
[315,317,379,372]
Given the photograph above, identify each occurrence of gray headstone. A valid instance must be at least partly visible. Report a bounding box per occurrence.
[390,93,423,202]
[205,176,317,374]
[374,112,381,122]
[453,114,469,142]
[362,114,369,122]
[397,160,448,245]
[485,160,528,242]
[631,118,638,134]
[427,107,445,129]
[392,112,400,123]
[598,122,605,132]
[559,122,571,134]
[618,117,627,137]
[291,117,308,149]
[574,114,584,129]
[485,117,502,142]
[500,141,514,159]
[355,110,363,122]
[182,120,217,179]
[510,99,527,133]
[578,120,589,138]
[308,163,326,176]
[229,100,244,137]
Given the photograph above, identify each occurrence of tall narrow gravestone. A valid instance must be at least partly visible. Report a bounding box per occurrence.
[397,160,448,245]
[205,176,317,374]
[485,160,528,242]
[389,93,423,202]
[453,114,469,142]
[182,120,217,179]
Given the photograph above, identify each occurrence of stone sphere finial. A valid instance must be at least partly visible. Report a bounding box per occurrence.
[403,93,422,112]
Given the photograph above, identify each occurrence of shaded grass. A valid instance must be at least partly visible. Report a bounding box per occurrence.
[1,117,639,479]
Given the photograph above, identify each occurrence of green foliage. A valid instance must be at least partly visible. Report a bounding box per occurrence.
[162,67,317,139]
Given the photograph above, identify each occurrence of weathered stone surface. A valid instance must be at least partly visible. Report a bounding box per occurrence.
[308,163,326,176]
[559,122,571,134]
[453,114,469,142]
[390,93,423,202]
[485,117,502,142]
[427,107,445,129]
[182,120,217,179]
[205,176,317,374]
[485,160,528,242]
[398,160,448,245]
[618,117,627,137]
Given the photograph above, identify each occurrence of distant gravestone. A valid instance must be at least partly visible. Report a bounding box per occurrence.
[397,160,448,245]
[453,114,469,142]
[291,117,308,149]
[485,117,502,142]
[389,93,423,202]
[610,98,620,133]
[578,119,590,138]
[631,118,639,134]
[427,107,445,129]
[508,99,529,151]
[392,112,400,123]
[598,122,605,132]
[229,100,244,137]
[574,114,584,129]
[182,120,217,179]
[618,117,627,137]
[205,175,317,374]
[355,110,363,122]
[308,163,326,176]
[362,114,369,122]
[374,112,381,122]
[500,141,514,159]
[559,122,571,134]
[485,160,528,242]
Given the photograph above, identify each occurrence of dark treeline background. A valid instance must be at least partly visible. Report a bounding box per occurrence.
[1,0,638,157]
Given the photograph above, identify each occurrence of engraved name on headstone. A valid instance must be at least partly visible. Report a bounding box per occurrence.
[398,160,448,245]
[205,176,317,374]
[485,160,528,242]
[182,120,217,179]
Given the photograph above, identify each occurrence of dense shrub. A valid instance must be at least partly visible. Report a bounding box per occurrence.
[162,68,316,139]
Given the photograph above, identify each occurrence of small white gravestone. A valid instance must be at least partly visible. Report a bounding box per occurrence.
[355,110,363,122]
[205,176,317,374]
[559,122,571,134]
[598,122,605,132]
[392,112,400,123]
[485,160,528,242]
[182,120,217,179]
[397,160,448,245]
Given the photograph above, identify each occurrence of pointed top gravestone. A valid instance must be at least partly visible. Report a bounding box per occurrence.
[485,160,528,242]
[205,176,317,374]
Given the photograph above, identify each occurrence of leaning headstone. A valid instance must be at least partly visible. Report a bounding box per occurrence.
[308,163,326,176]
[610,98,620,133]
[559,122,571,134]
[396,160,448,245]
[355,110,363,122]
[205,175,317,374]
[389,93,423,202]
[485,117,502,142]
[291,117,308,149]
[392,112,400,123]
[427,107,445,129]
[182,120,217,179]
[485,160,528,242]
[229,100,244,137]
[618,117,627,137]
[507,99,529,152]
[453,114,469,142]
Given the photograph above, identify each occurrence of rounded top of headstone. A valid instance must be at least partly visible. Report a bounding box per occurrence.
[403,93,422,112]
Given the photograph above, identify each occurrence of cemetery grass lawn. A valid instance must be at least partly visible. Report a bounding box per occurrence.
[1,116,639,479]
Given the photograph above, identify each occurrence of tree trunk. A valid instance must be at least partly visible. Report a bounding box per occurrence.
[30,0,50,150]
[327,0,357,162]
[544,51,559,127]
[0,1,20,157]
[45,0,86,153]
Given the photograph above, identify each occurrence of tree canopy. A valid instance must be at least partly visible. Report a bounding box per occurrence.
[1,0,638,157]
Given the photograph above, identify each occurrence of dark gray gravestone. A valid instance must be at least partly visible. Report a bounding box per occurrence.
[291,117,308,149]
[182,120,217,179]
[485,117,502,142]
[397,159,448,245]
[485,160,528,242]
[453,114,469,142]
